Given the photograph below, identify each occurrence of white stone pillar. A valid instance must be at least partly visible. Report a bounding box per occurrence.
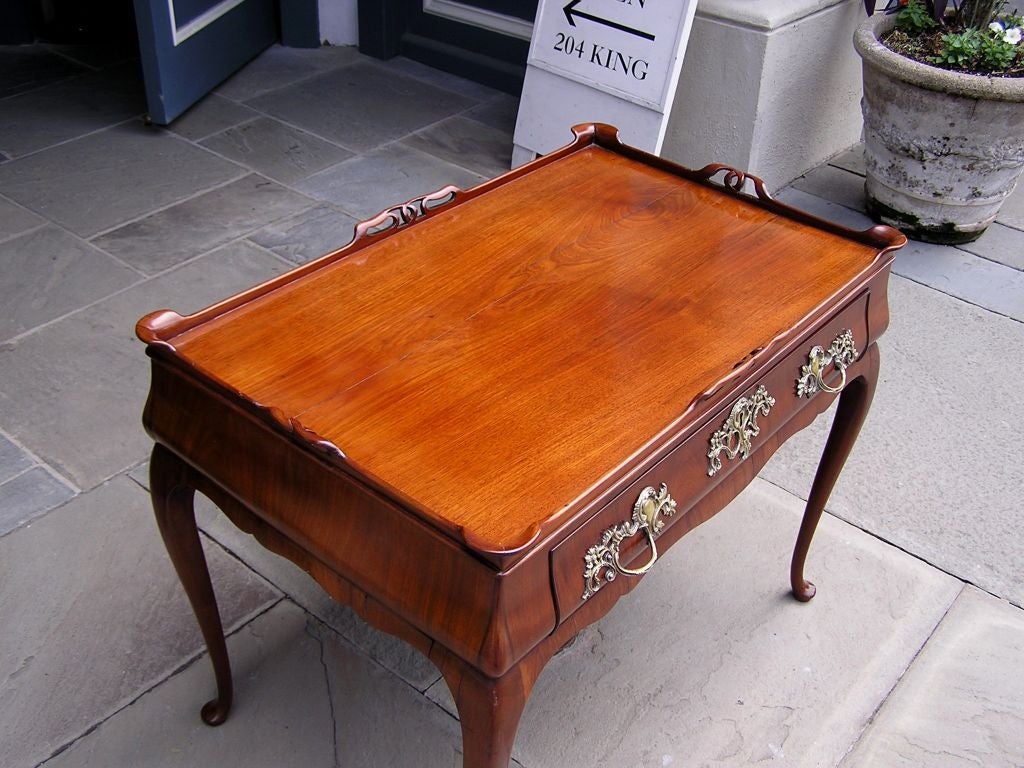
[662,0,865,188]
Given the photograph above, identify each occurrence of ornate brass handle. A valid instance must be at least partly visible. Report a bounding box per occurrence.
[796,329,858,398]
[706,385,775,477]
[581,484,677,600]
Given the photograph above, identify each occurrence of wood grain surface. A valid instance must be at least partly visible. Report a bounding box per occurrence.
[140,126,899,555]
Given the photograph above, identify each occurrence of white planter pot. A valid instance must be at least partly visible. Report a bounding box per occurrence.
[854,15,1024,243]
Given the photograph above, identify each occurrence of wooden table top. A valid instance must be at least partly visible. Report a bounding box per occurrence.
[138,125,901,556]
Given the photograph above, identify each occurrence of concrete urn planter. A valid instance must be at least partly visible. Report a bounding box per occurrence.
[854,14,1024,243]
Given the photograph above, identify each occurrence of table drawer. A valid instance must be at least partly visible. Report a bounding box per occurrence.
[550,291,870,619]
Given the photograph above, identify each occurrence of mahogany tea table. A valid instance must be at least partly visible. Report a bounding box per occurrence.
[136,124,905,767]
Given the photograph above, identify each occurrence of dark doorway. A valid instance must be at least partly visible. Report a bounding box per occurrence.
[1,0,138,46]
[359,0,538,94]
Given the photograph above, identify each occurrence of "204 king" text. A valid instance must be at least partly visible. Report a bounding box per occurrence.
[552,33,649,80]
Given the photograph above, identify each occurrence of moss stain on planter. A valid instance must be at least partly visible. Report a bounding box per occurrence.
[866,196,979,243]
[866,197,921,226]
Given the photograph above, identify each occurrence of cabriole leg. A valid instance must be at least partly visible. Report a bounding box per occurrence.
[440,660,533,768]
[150,443,234,725]
[791,344,880,602]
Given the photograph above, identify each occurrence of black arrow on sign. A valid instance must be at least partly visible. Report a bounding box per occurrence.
[563,0,655,41]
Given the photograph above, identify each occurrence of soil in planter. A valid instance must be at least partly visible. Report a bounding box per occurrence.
[883,28,1024,77]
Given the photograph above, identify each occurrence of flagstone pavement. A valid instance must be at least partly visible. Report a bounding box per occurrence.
[1,40,1022,768]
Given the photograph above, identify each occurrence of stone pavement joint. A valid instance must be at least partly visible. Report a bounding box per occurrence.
[841,587,1024,767]
[762,475,1019,611]
[836,582,965,764]
[32,596,288,768]
[303,619,341,763]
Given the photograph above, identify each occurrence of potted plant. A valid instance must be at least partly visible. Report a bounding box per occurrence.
[855,0,1024,243]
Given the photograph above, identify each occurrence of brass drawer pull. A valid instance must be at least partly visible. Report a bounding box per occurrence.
[706,385,775,477]
[796,329,858,398]
[581,484,677,600]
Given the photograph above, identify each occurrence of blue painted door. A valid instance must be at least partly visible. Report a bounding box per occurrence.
[133,0,278,124]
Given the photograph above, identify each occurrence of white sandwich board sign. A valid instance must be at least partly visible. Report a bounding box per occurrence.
[513,0,699,165]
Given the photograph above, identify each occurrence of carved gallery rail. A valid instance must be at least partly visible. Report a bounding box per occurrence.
[136,124,906,768]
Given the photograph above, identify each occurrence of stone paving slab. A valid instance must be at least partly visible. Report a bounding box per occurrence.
[0,62,144,158]
[0,45,87,99]
[0,465,75,536]
[0,241,288,491]
[246,61,476,154]
[42,43,137,71]
[777,185,1024,320]
[0,197,44,242]
[761,275,1024,607]
[0,475,280,768]
[92,173,313,275]
[959,222,1024,271]
[996,181,1024,231]
[295,142,484,220]
[43,601,465,768]
[214,43,362,102]
[0,122,244,238]
[0,431,33,485]
[0,225,139,341]
[775,187,875,231]
[167,94,259,142]
[843,587,1024,767]
[200,117,353,185]
[464,93,520,133]
[428,479,960,767]
[827,144,866,177]
[379,55,506,101]
[891,238,1024,322]
[790,164,866,213]
[402,114,513,179]
[247,203,359,265]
